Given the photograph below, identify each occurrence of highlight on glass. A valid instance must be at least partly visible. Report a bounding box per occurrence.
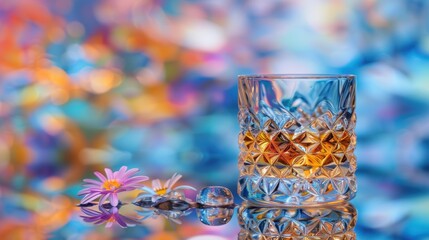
[237,74,356,205]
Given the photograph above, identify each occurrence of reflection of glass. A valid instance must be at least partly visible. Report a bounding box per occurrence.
[196,206,235,226]
[238,202,357,239]
[135,197,193,224]
[80,197,236,227]
[238,75,357,205]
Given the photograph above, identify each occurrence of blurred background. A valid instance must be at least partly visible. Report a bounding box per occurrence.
[1,0,429,239]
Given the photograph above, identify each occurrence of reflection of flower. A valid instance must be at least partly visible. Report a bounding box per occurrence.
[80,206,139,228]
[137,207,192,225]
[136,173,196,202]
[78,166,149,206]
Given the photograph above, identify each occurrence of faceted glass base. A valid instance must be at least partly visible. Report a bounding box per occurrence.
[238,175,356,206]
[238,231,357,240]
[238,202,357,239]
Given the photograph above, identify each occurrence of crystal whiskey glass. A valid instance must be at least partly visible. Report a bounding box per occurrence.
[238,74,356,205]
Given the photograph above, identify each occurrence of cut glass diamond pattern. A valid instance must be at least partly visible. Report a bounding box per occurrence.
[238,203,357,239]
[238,76,356,205]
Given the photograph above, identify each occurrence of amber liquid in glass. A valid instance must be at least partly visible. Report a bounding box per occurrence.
[238,126,356,205]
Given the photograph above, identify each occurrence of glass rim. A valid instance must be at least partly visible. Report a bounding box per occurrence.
[238,74,355,80]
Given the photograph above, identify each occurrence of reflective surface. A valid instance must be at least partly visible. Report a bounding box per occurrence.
[79,201,357,240]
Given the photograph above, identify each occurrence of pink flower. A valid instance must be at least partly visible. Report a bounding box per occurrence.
[78,166,149,206]
[80,206,140,228]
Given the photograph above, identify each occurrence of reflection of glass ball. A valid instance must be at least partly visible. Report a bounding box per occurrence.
[197,207,234,226]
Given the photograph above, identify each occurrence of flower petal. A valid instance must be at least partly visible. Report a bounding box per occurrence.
[81,207,101,216]
[140,186,156,195]
[105,221,114,228]
[83,179,102,185]
[81,216,95,222]
[136,210,154,219]
[110,193,119,206]
[171,173,182,186]
[99,193,110,206]
[122,176,149,186]
[82,183,102,188]
[173,185,197,191]
[78,188,94,196]
[115,166,127,179]
[94,171,107,182]
[105,168,114,180]
[122,215,140,225]
[94,219,106,225]
[152,179,162,190]
[81,217,99,223]
[111,207,119,214]
[122,168,139,179]
[167,173,182,191]
[114,214,128,228]
[81,192,100,204]
[117,187,136,192]
[165,179,171,189]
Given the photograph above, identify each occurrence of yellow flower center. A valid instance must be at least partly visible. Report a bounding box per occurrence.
[102,179,121,191]
[155,188,167,196]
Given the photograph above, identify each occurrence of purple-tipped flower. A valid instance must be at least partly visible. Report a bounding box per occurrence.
[78,166,149,206]
[80,206,140,228]
[135,173,196,202]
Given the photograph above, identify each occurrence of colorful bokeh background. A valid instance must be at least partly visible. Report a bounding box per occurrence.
[1,0,429,239]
